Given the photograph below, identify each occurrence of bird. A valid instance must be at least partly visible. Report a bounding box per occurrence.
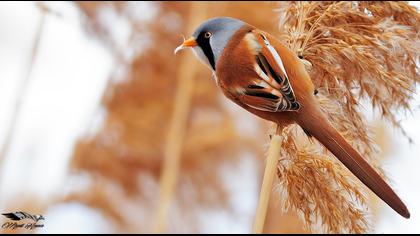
[174,17,410,219]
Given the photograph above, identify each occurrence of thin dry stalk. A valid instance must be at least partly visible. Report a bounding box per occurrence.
[153,2,207,233]
[253,125,282,234]
[0,4,46,190]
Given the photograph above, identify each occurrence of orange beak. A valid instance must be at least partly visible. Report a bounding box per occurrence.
[174,37,197,54]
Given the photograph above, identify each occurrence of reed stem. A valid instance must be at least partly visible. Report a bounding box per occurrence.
[253,126,281,234]
[153,2,207,233]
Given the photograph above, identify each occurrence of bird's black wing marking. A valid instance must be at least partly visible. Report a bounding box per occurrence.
[240,32,300,112]
[254,52,300,111]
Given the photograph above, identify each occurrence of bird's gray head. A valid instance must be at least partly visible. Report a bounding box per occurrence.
[174,17,245,71]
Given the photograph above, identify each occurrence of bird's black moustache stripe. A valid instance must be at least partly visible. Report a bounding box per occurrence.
[197,34,215,70]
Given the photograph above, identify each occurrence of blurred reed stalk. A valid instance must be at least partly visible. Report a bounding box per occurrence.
[0,3,49,188]
[153,2,207,233]
[253,125,281,234]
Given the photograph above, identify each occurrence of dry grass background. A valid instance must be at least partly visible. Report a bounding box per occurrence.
[68,1,278,233]
[1,1,419,234]
[275,1,419,233]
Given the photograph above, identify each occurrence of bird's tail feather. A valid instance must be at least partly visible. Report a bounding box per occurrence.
[297,105,410,218]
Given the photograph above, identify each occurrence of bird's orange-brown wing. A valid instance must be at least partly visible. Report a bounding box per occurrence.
[237,31,300,112]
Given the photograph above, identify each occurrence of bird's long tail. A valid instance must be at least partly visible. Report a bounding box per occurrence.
[296,104,410,218]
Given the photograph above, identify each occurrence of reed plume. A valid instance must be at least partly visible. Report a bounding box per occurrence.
[273,1,419,233]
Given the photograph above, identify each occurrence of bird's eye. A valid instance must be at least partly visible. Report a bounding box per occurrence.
[204,32,212,38]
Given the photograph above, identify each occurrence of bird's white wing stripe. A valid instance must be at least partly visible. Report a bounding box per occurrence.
[261,35,288,78]
[254,64,271,83]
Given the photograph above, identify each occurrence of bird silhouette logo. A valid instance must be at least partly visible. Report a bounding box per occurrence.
[2,212,44,223]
